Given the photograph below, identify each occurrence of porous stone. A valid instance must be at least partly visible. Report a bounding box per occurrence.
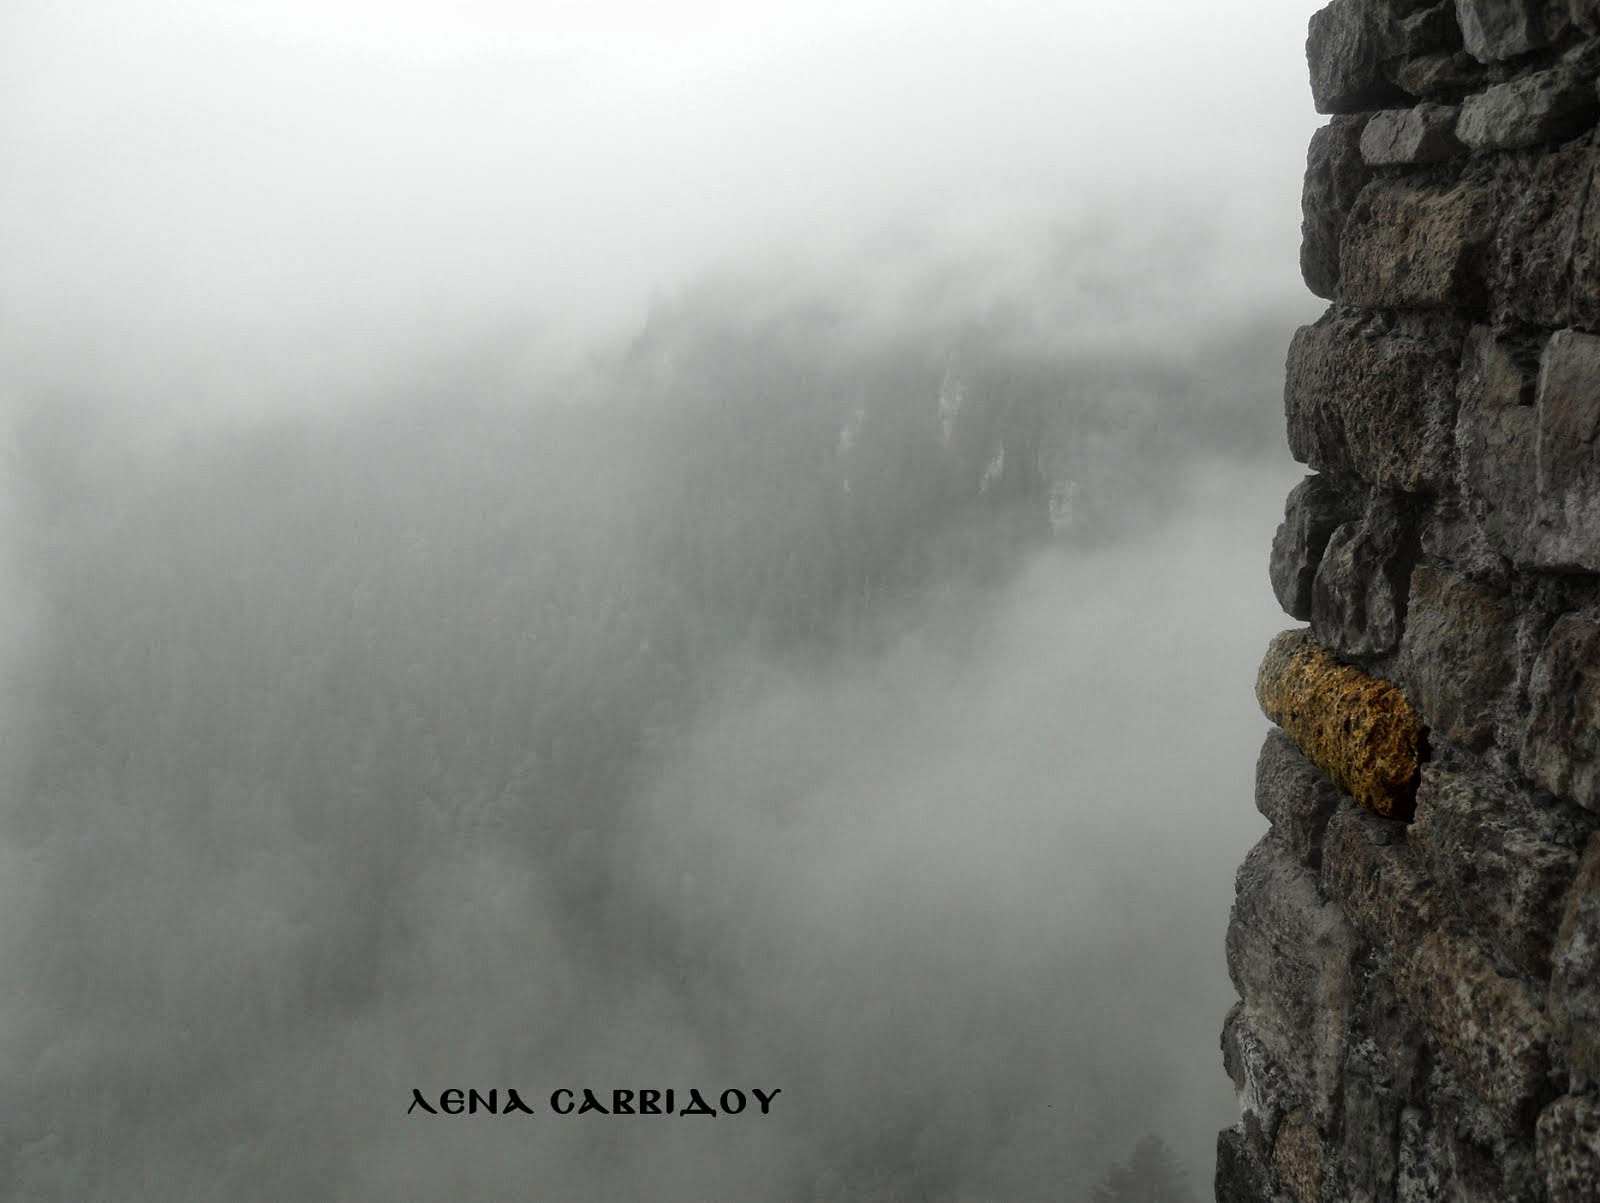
[1537,1094,1600,1202]
[1272,475,1355,621]
[1341,177,1497,309]
[1455,0,1572,61]
[1321,803,1447,954]
[1550,834,1600,1078]
[1227,834,1360,1123]
[1302,115,1374,299]
[1258,631,1427,819]
[1410,764,1589,978]
[1286,309,1467,494]
[1311,491,1419,658]
[1360,102,1466,163]
[1256,729,1347,868]
[1530,330,1600,571]
[1457,66,1600,151]
[1216,1126,1290,1203]
[1523,613,1600,810]
[1395,564,1514,750]
[1272,1110,1324,1203]
[1391,925,1555,1126]
[1492,144,1600,331]
[1455,325,1541,563]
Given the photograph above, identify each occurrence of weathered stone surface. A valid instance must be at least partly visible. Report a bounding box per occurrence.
[1256,729,1346,868]
[1312,491,1419,658]
[1455,0,1572,61]
[1550,834,1600,1078]
[1361,102,1466,163]
[1302,115,1373,299]
[1272,1110,1323,1203]
[1392,925,1555,1126]
[1228,834,1359,1123]
[1286,309,1466,493]
[1458,66,1600,151]
[1258,631,1427,819]
[1410,764,1589,978]
[1574,0,1600,34]
[1322,803,1447,953]
[1224,1000,1297,1137]
[1537,1094,1600,1202]
[1216,1125,1290,1203]
[1493,144,1600,330]
[1310,0,1418,113]
[1395,564,1514,750]
[1272,475,1354,621]
[1396,48,1485,96]
[1341,177,1496,309]
[1455,325,1541,563]
[1524,613,1600,810]
[1529,330,1600,571]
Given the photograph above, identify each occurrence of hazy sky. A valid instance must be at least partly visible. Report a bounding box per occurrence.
[1,0,1327,412]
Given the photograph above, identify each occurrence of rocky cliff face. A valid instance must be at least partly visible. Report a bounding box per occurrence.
[1218,3,1600,1199]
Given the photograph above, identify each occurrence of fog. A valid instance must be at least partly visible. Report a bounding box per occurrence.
[1,2,1326,1199]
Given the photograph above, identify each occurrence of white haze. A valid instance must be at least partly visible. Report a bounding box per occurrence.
[0,1,1331,1198]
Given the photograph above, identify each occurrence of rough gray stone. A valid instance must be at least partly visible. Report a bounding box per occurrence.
[1391,924,1555,1126]
[1551,834,1600,1078]
[1455,325,1541,564]
[1537,1094,1600,1203]
[1311,491,1419,658]
[1271,474,1354,620]
[1302,115,1373,300]
[1341,177,1497,309]
[1523,613,1600,810]
[1492,144,1600,331]
[1395,564,1514,750]
[1286,309,1467,493]
[1396,49,1485,97]
[1228,833,1359,1124]
[1310,0,1417,113]
[1530,330,1600,571]
[1410,763,1588,978]
[1455,0,1572,61]
[1574,0,1600,34]
[1216,1125,1291,1203]
[1256,729,1346,868]
[1361,102,1466,163]
[1322,803,1447,956]
[1458,66,1600,151]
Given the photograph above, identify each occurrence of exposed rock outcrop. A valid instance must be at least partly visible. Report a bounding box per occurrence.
[1218,3,1600,1198]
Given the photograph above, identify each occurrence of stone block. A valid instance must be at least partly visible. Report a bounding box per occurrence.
[1311,491,1419,658]
[1455,0,1571,61]
[1537,1094,1600,1203]
[1310,0,1416,113]
[1410,764,1589,978]
[1258,632,1427,820]
[1455,325,1541,564]
[1551,834,1600,1078]
[1341,177,1496,309]
[1216,1125,1289,1203]
[1256,729,1346,868]
[1493,144,1600,330]
[1286,309,1467,494]
[1395,49,1485,97]
[1272,475,1355,621]
[1228,834,1359,1123]
[1391,925,1555,1126]
[1458,66,1600,151]
[1360,102,1465,164]
[1273,1110,1324,1203]
[1395,564,1514,750]
[1524,613,1600,811]
[1321,803,1446,954]
[1529,331,1600,572]
[1302,115,1373,300]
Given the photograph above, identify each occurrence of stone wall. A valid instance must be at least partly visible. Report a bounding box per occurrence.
[1217,2,1600,1198]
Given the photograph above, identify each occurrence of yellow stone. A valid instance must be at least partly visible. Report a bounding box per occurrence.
[1256,629,1426,821]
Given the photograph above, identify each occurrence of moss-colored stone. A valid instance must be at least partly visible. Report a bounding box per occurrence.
[1256,629,1425,821]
